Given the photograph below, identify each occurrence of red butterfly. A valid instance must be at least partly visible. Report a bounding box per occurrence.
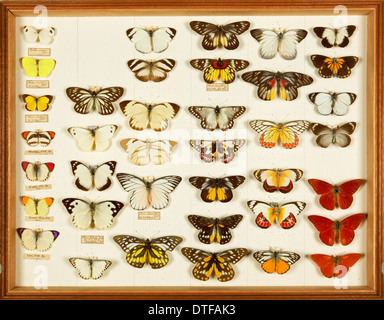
[308,214,366,246]
[310,253,362,278]
[307,179,365,210]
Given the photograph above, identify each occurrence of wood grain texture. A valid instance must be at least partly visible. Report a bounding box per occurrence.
[0,0,383,300]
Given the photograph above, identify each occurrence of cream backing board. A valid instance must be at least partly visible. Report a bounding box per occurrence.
[14,14,367,287]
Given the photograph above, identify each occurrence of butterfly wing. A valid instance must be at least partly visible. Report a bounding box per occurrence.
[220,21,250,50]
[37,59,56,77]
[94,161,116,191]
[70,161,93,191]
[93,200,124,230]
[22,26,39,42]
[334,25,356,47]
[278,29,307,60]
[310,123,335,148]
[37,27,56,44]
[278,202,306,229]
[113,235,148,268]
[188,215,216,244]
[251,29,280,59]
[334,122,357,147]
[337,179,366,210]
[307,179,336,210]
[120,100,150,130]
[247,200,275,229]
[216,215,243,244]
[339,214,367,246]
[116,173,149,210]
[189,176,218,202]
[148,175,182,209]
[21,57,38,77]
[94,125,118,151]
[242,71,278,100]
[152,27,177,53]
[126,27,152,53]
[216,139,246,163]
[215,248,248,281]
[149,103,180,131]
[308,215,337,246]
[67,127,95,151]
[62,198,93,230]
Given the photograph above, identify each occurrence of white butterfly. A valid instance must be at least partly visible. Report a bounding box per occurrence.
[67,125,118,152]
[70,160,116,191]
[120,138,177,166]
[119,100,180,131]
[17,228,60,251]
[21,161,55,181]
[62,198,124,230]
[127,59,175,82]
[22,130,55,147]
[188,106,246,131]
[250,28,308,60]
[22,25,56,44]
[126,26,176,53]
[309,92,357,116]
[66,86,124,115]
[116,173,182,210]
[69,257,112,280]
[313,25,356,48]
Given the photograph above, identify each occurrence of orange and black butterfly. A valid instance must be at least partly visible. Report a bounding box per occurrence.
[190,58,249,84]
[190,21,250,50]
[188,214,243,245]
[310,55,358,78]
[253,248,300,275]
[189,176,245,203]
[182,247,248,281]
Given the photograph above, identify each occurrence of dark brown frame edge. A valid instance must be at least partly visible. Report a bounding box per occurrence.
[0,0,383,300]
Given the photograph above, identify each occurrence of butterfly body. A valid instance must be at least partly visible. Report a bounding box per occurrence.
[308,179,365,210]
[189,175,245,203]
[114,235,182,269]
[254,168,303,193]
[310,253,362,278]
[253,248,300,274]
[308,214,366,246]
[182,247,248,281]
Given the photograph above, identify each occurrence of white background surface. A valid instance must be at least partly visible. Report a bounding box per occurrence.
[15,14,367,288]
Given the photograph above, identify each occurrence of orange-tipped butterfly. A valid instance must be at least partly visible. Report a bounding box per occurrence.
[254,168,303,193]
[310,55,358,79]
[310,253,362,278]
[21,161,55,181]
[307,179,366,211]
[308,214,366,246]
[21,196,54,217]
[253,248,300,274]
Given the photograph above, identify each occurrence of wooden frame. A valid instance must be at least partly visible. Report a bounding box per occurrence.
[0,0,383,300]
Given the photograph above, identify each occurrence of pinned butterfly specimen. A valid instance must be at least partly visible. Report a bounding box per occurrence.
[189,176,245,203]
[120,138,177,166]
[127,59,175,82]
[190,21,250,50]
[22,130,55,147]
[313,25,356,48]
[308,214,366,246]
[21,161,55,182]
[242,70,313,101]
[62,198,124,230]
[253,248,300,274]
[307,179,366,211]
[247,200,306,229]
[119,100,180,131]
[21,57,56,77]
[69,257,112,280]
[126,26,176,53]
[250,28,307,60]
[67,125,118,152]
[66,86,124,115]
[70,160,116,191]
[310,55,358,78]
[310,253,362,278]
[190,139,245,164]
[190,58,249,84]
[116,173,182,210]
[309,91,357,116]
[188,214,243,245]
[21,94,53,111]
[21,196,53,217]
[254,168,303,193]
[16,228,59,251]
[310,122,356,148]
[249,120,310,149]
[22,25,56,44]
[188,105,246,131]
[181,247,248,282]
[113,235,182,269]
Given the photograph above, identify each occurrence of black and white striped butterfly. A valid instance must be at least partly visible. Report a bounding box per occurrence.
[21,130,55,147]
[126,26,176,53]
[182,247,248,282]
[190,21,250,50]
[310,122,356,148]
[116,173,182,210]
[17,228,59,251]
[66,86,124,115]
[188,214,243,245]
[70,160,116,191]
[62,198,124,230]
[127,59,175,82]
[188,105,246,131]
[250,28,307,60]
[113,235,182,269]
[69,258,112,280]
[309,92,357,116]
[313,25,356,48]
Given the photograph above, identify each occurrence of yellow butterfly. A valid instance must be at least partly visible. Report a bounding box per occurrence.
[21,57,56,77]
[21,94,53,111]
[21,196,54,217]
